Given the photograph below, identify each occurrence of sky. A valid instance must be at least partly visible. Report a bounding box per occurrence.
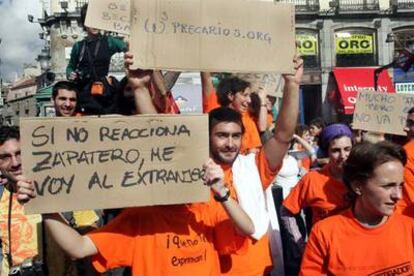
[0,0,43,82]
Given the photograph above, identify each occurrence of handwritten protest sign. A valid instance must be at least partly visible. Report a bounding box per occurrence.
[21,115,209,214]
[129,0,295,73]
[85,0,130,35]
[353,90,414,135]
[232,73,284,98]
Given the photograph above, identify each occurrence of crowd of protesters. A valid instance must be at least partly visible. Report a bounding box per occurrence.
[1,3,414,276]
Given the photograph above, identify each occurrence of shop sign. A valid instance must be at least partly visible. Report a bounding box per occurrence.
[335,33,373,55]
[296,34,318,56]
[396,82,414,93]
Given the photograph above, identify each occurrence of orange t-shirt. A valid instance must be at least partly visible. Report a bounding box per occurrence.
[217,150,279,276]
[240,112,262,154]
[88,203,247,276]
[283,165,350,224]
[266,113,273,129]
[203,88,221,113]
[396,140,414,217]
[301,209,414,275]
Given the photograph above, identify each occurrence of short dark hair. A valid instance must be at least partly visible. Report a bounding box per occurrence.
[408,106,414,115]
[343,141,406,199]
[0,126,20,145]
[52,81,79,99]
[216,77,250,107]
[209,107,245,134]
[309,117,325,129]
[295,124,309,137]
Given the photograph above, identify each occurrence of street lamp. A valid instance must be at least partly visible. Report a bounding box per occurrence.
[37,46,51,72]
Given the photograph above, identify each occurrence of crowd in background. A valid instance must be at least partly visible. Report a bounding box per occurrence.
[1,3,414,276]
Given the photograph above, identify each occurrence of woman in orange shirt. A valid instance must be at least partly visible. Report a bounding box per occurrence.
[301,141,414,275]
[280,124,353,272]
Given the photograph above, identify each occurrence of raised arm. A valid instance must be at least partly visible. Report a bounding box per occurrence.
[163,71,181,91]
[201,72,215,97]
[293,134,317,163]
[264,55,303,170]
[124,52,158,114]
[16,176,98,259]
[256,88,269,133]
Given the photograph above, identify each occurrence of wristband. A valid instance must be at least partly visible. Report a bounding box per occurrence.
[214,188,230,202]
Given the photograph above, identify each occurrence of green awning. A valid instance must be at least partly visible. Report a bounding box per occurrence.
[35,85,53,101]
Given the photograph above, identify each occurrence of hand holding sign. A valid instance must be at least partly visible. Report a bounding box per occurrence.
[283,55,304,86]
[203,159,227,197]
[14,175,36,204]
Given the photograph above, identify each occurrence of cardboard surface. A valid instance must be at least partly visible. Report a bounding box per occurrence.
[21,115,209,214]
[232,73,284,98]
[85,0,130,35]
[130,0,295,73]
[352,90,414,136]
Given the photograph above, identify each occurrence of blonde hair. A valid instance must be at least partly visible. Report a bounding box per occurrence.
[362,131,385,144]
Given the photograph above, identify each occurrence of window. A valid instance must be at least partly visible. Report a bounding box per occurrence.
[392,28,414,58]
[296,30,320,68]
[335,29,378,67]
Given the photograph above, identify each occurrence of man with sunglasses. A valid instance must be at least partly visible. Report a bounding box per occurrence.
[0,126,43,275]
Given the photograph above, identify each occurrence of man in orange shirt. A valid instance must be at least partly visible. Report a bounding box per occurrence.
[15,66,255,276]
[396,107,414,216]
[208,56,303,275]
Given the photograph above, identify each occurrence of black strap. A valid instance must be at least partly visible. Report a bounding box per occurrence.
[75,38,102,79]
[7,188,13,267]
[85,39,102,80]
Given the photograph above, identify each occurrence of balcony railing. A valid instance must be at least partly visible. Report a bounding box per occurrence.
[337,0,380,11]
[277,0,320,13]
[76,0,88,10]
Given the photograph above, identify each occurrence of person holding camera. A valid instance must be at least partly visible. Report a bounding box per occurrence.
[66,4,127,115]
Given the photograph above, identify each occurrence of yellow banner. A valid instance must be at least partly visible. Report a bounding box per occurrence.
[296,34,317,56]
[336,34,373,54]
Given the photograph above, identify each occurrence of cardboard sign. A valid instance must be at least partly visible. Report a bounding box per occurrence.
[85,0,130,35]
[21,115,209,214]
[352,90,414,135]
[231,73,284,98]
[335,34,373,55]
[129,0,295,73]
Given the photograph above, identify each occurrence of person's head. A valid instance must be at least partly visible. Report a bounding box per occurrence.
[404,107,414,139]
[0,126,21,177]
[209,107,245,165]
[52,81,78,117]
[266,95,276,112]
[309,118,325,137]
[343,142,406,223]
[80,4,100,35]
[216,77,252,113]
[295,124,311,143]
[319,124,353,173]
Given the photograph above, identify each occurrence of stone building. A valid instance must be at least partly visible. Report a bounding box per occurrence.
[279,0,414,123]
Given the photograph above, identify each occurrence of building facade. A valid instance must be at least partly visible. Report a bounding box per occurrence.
[280,0,414,124]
